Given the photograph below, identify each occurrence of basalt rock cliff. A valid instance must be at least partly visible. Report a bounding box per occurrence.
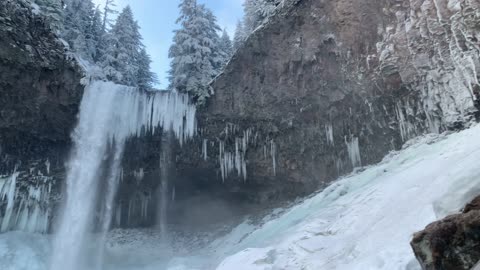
[178,0,480,203]
[0,0,83,232]
[0,0,480,233]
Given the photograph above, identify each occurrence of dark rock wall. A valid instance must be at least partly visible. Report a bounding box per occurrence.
[177,0,480,203]
[0,0,83,232]
[1,0,480,232]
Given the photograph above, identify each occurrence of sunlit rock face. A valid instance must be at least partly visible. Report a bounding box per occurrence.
[178,0,480,203]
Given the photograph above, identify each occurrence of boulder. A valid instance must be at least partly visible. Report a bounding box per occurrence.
[411,196,480,270]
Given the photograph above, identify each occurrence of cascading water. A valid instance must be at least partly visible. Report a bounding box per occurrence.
[49,81,196,270]
[156,131,174,237]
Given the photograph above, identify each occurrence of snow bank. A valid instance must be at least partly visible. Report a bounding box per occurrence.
[215,125,480,270]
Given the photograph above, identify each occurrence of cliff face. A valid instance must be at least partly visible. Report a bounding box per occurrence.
[178,0,480,202]
[0,0,83,161]
[1,0,479,232]
[0,0,83,232]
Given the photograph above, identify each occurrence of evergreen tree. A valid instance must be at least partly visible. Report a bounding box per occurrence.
[168,0,222,103]
[137,48,158,90]
[83,6,104,61]
[233,20,246,51]
[100,6,143,86]
[62,0,96,59]
[218,29,233,68]
[102,0,117,33]
[34,0,64,33]
[243,0,257,34]
[89,7,104,62]
[201,6,223,72]
[99,31,121,82]
[243,0,278,34]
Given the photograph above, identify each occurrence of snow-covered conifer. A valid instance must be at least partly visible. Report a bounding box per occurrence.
[34,0,64,33]
[218,29,233,68]
[137,48,158,90]
[243,0,278,34]
[85,7,103,61]
[102,0,117,33]
[168,0,222,103]
[62,0,96,59]
[100,6,143,86]
[233,20,246,51]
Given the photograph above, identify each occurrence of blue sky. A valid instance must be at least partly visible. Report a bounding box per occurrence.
[92,0,244,88]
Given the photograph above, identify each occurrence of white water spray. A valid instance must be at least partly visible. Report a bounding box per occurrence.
[50,81,196,270]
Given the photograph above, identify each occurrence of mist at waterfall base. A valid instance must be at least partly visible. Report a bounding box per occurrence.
[47,80,196,270]
[3,82,480,270]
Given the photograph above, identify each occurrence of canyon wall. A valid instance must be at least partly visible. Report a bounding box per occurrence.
[178,0,480,203]
[0,0,83,233]
[0,0,479,232]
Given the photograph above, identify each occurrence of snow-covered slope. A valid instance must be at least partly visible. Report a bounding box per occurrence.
[2,124,480,269]
[214,125,480,270]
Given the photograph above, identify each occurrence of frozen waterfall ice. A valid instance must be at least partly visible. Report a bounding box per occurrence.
[49,81,196,270]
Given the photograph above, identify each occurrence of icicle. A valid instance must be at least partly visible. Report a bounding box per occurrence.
[0,172,18,232]
[202,139,208,161]
[219,141,225,182]
[127,200,133,226]
[45,159,51,175]
[345,136,362,168]
[325,124,334,146]
[395,101,417,142]
[115,205,121,227]
[270,140,277,176]
[134,168,144,184]
[218,138,248,181]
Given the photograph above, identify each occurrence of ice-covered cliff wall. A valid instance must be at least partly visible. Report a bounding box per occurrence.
[378,0,480,130]
[1,0,479,232]
[177,0,480,203]
[0,0,83,233]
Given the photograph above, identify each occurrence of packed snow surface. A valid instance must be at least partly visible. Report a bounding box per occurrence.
[2,124,480,269]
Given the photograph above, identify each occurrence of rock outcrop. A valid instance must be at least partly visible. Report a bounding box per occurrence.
[0,0,83,233]
[177,0,480,203]
[411,196,480,270]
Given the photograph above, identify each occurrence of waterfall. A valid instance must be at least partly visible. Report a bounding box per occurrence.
[49,81,196,270]
[156,131,174,237]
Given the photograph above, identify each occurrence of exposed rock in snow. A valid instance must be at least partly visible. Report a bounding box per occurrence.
[411,195,480,270]
[213,124,480,270]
